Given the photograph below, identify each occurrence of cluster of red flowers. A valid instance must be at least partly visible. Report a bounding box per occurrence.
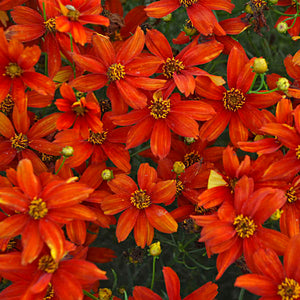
[1,0,300,299]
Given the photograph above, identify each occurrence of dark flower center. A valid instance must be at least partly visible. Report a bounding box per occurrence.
[88,130,107,145]
[10,133,29,151]
[223,88,246,111]
[179,0,198,7]
[183,151,201,167]
[66,5,80,21]
[38,255,58,273]
[286,187,297,203]
[162,57,185,79]
[44,18,56,33]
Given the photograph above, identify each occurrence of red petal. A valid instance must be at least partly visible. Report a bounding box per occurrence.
[116,207,139,242]
[137,163,157,191]
[134,211,154,248]
[163,267,181,300]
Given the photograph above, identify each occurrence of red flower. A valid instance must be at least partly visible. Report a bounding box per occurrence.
[55,83,103,138]
[0,28,56,111]
[111,91,215,159]
[0,158,95,265]
[145,0,234,36]
[196,47,281,146]
[71,27,166,114]
[235,234,300,300]
[101,163,178,248]
[56,0,109,45]
[193,175,288,279]
[146,29,224,97]
[133,266,218,300]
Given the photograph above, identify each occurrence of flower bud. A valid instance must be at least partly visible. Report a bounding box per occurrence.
[245,4,253,14]
[61,146,74,157]
[162,13,172,22]
[149,241,161,257]
[270,209,283,221]
[99,288,112,300]
[173,161,186,175]
[277,22,288,33]
[101,169,113,181]
[184,137,195,144]
[253,57,268,74]
[277,77,290,92]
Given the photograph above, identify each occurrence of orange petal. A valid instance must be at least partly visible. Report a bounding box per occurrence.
[134,211,154,248]
[116,207,139,242]
[163,267,181,300]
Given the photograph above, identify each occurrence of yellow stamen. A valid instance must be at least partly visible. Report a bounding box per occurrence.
[130,189,151,209]
[4,62,23,79]
[10,133,29,151]
[286,186,297,203]
[72,99,87,116]
[149,92,171,119]
[296,145,300,160]
[88,130,107,145]
[28,197,48,220]
[179,0,198,7]
[44,18,56,33]
[44,283,55,299]
[278,278,300,300]
[162,57,185,78]
[183,151,201,167]
[107,63,125,81]
[233,214,257,238]
[223,88,246,111]
[0,94,14,114]
[38,255,58,273]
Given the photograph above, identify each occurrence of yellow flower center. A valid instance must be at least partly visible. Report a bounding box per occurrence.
[0,94,14,114]
[149,96,171,119]
[28,197,48,220]
[251,0,267,8]
[107,63,125,81]
[176,179,184,196]
[44,18,56,33]
[233,214,257,238]
[130,189,151,209]
[72,99,87,116]
[179,0,198,7]
[162,57,185,79]
[88,130,107,145]
[4,62,23,79]
[44,283,55,299]
[286,186,297,203]
[278,278,300,300]
[10,133,29,151]
[99,288,113,300]
[41,153,58,163]
[223,88,246,111]
[38,255,58,273]
[183,151,202,167]
[296,145,300,160]
[66,5,80,21]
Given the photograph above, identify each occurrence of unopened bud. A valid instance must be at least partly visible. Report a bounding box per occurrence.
[99,288,112,300]
[184,137,195,144]
[101,169,113,181]
[149,241,161,257]
[277,77,290,92]
[270,209,283,221]
[61,146,74,157]
[253,57,268,74]
[162,13,172,22]
[277,22,288,33]
[173,161,185,175]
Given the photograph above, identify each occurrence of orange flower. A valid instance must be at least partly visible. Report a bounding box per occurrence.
[55,83,103,138]
[193,175,288,280]
[71,27,166,114]
[0,28,56,111]
[133,266,218,300]
[111,91,215,159]
[145,29,224,97]
[235,234,300,300]
[55,0,109,45]
[101,163,178,248]
[0,250,107,299]
[0,108,62,173]
[196,47,281,146]
[0,158,95,265]
[145,0,234,36]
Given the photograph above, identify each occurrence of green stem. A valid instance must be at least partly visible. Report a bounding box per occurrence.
[150,256,157,290]
[253,74,265,92]
[130,145,150,157]
[55,156,67,175]
[271,9,295,16]
[44,52,48,77]
[248,73,258,92]
[238,288,245,300]
[69,33,76,78]
[248,88,279,94]
[83,290,99,300]
[111,269,118,291]
[123,290,128,300]
[42,2,47,21]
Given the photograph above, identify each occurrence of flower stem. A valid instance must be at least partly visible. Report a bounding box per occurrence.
[83,290,98,300]
[150,256,157,290]
[55,156,67,175]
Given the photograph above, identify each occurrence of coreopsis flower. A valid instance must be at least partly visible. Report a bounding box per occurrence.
[133,266,218,300]
[0,250,107,299]
[145,29,224,97]
[195,47,282,146]
[144,0,234,36]
[101,163,178,248]
[235,234,300,300]
[0,158,95,265]
[193,175,288,280]
[111,91,215,159]
[71,27,166,114]
[0,28,56,111]
[55,0,109,45]
[55,83,103,138]
[54,112,131,172]
[0,108,62,173]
